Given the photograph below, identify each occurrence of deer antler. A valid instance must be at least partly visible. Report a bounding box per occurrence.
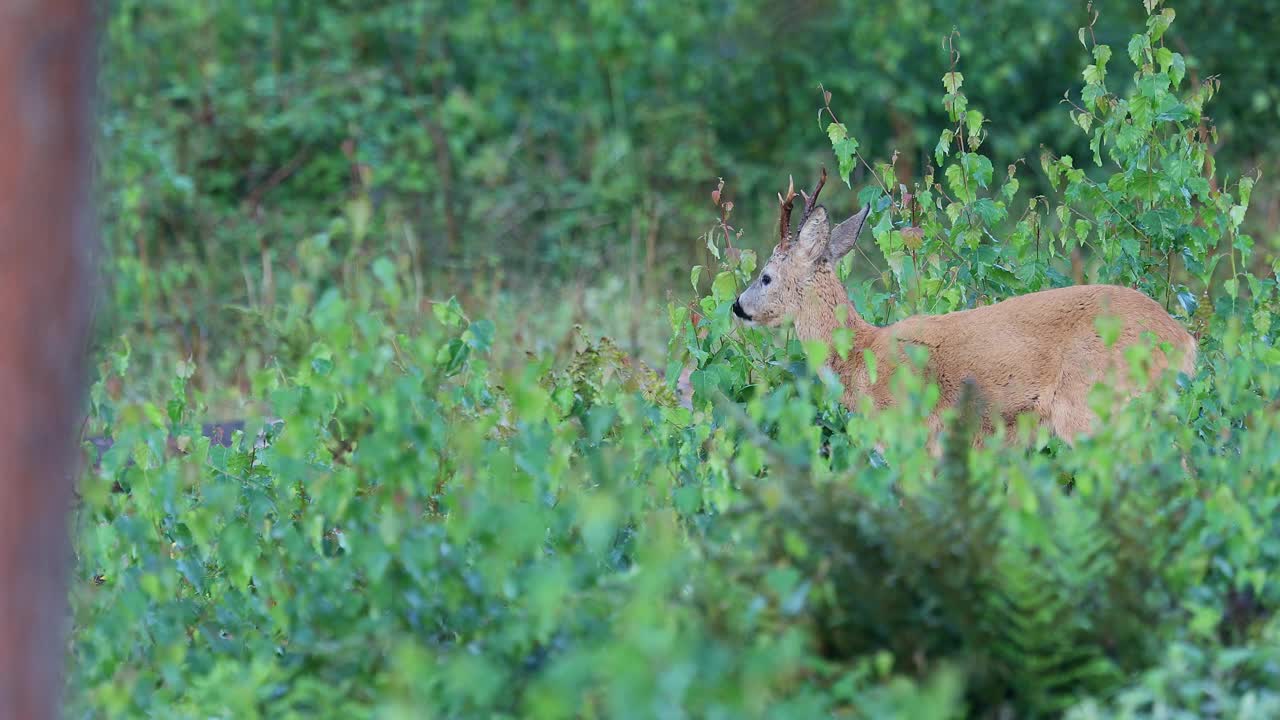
[778,167,829,250]
[800,166,827,221]
[777,175,797,249]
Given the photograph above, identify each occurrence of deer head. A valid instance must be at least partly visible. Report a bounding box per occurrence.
[732,167,872,326]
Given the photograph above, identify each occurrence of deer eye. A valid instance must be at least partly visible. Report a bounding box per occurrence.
[761,274,772,286]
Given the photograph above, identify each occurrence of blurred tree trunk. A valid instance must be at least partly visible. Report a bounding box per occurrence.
[0,2,97,718]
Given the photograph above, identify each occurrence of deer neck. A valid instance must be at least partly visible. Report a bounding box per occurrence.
[793,265,875,363]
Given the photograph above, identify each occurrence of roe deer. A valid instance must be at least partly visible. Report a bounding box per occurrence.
[731,168,1197,449]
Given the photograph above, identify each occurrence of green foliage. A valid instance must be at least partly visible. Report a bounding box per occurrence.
[96,0,1280,383]
[71,2,1280,718]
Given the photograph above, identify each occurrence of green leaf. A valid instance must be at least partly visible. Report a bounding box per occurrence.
[711,271,737,303]
[935,129,954,166]
[961,154,994,188]
[1127,34,1150,67]
[826,120,847,145]
[1229,204,1248,229]
[802,339,829,374]
[1148,8,1175,41]
[1169,52,1186,86]
[1082,83,1107,109]
[833,137,860,186]
[436,338,470,375]
[944,165,971,203]
[1095,314,1123,347]
[463,319,495,352]
[690,364,733,400]
[965,109,985,134]
[832,325,854,361]
[1176,290,1198,316]
[432,297,467,328]
[705,232,721,260]
[971,198,1005,226]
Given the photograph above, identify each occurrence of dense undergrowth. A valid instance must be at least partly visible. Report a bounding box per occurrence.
[71,4,1280,718]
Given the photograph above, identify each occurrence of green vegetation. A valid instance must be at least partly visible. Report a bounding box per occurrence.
[74,1,1279,717]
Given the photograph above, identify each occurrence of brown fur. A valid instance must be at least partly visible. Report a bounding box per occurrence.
[734,200,1196,450]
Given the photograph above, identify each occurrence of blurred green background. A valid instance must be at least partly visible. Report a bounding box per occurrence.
[97,0,1280,396]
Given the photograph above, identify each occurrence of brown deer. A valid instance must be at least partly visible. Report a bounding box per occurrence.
[731,168,1197,449]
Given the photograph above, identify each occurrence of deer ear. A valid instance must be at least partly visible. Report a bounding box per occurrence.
[794,205,831,260]
[828,205,871,262]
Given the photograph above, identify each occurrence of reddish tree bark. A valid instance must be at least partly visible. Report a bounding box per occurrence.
[0,2,97,717]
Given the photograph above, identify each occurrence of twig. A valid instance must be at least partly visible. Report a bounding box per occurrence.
[243,147,311,213]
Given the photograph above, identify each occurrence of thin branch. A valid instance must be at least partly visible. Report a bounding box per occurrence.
[243,146,311,214]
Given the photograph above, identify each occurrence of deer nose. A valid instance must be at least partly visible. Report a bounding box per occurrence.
[732,299,750,320]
